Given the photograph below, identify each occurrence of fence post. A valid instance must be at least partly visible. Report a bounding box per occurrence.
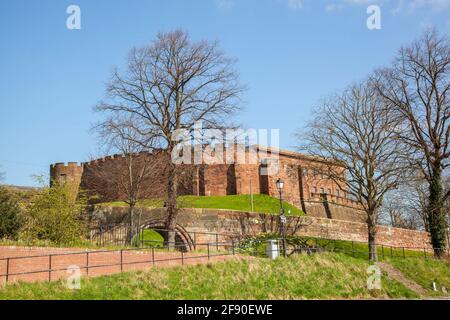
[48,255,52,282]
[6,258,10,283]
[351,241,355,257]
[207,243,210,260]
[216,234,219,251]
[424,248,426,259]
[86,252,89,277]
[232,239,235,255]
[152,247,155,266]
[402,247,405,259]
[381,245,384,260]
[390,247,393,258]
[194,232,197,251]
[181,251,184,265]
[120,250,123,272]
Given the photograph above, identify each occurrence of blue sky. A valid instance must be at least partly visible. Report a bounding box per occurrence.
[0,0,449,186]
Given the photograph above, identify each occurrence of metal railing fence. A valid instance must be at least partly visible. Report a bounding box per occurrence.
[1,231,448,285]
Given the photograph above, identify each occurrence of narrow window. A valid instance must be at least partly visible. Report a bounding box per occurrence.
[59,174,67,184]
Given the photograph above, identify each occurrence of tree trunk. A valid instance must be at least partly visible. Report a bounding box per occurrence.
[427,164,448,258]
[367,210,378,262]
[165,158,178,250]
[128,204,135,245]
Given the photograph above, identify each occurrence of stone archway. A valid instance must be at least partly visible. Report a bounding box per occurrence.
[138,220,195,252]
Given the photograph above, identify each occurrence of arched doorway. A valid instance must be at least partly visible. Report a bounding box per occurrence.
[137,221,194,252]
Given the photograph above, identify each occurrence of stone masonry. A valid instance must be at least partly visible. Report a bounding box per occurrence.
[51,145,367,223]
[92,207,432,250]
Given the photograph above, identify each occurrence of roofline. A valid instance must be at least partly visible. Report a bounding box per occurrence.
[252,145,343,166]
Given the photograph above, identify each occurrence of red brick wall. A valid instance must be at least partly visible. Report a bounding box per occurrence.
[94,207,432,250]
[51,146,365,222]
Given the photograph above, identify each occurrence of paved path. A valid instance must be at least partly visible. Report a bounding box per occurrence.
[0,246,242,286]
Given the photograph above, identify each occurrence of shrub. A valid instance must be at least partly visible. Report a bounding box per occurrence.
[21,183,87,245]
[0,187,23,239]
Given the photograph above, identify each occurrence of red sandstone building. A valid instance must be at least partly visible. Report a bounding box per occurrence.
[50,145,365,222]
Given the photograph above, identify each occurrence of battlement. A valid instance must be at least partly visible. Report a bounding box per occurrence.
[82,152,158,166]
[309,192,363,209]
[49,161,84,188]
[50,162,83,169]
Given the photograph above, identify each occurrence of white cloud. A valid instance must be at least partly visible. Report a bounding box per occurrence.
[214,0,234,10]
[287,0,304,11]
[409,0,450,11]
[326,0,450,14]
[325,3,345,13]
[344,0,382,4]
[323,0,384,13]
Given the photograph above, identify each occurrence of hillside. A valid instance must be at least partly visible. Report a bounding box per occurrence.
[0,185,39,204]
[102,194,304,216]
[0,253,419,300]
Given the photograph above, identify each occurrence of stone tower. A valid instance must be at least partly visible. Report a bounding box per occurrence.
[49,162,84,199]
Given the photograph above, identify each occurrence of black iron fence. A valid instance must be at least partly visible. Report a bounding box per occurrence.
[0,239,237,285]
[1,231,448,286]
[240,235,450,260]
[89,224,239,251]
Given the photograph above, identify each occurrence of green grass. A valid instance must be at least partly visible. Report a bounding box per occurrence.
[178,194,303,215]
[309,238,428,260]
[387,257,450,296]
[99,198,164,208]
[237,235,430,261]
[100,194,304,216]
[132,229,165,248]
[239,235,450,298]
[0,253,418,300]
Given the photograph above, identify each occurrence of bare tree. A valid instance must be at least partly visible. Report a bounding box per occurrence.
[405,178,430,231]
[89,117,162,242]
[373,29,450,257]
[378,182,427,231]
[95,30,245,246]
[298,82,407,261]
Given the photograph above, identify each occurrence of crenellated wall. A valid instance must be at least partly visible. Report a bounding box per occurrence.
[50,145,367,223]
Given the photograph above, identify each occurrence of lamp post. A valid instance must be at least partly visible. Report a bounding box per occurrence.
[276,178,287,257]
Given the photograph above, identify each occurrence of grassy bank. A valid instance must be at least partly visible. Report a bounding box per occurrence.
[238,235,432,261]
[387,257,450,296]
[102,194,304,216]
[0,253,418,300]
